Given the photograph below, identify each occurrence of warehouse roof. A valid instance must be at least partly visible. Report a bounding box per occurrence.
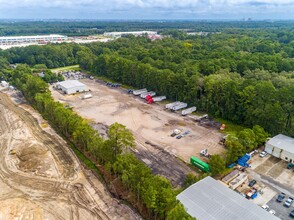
[0,35,67,40]
[56,80,86,89]
[267,134,294,154]
[177,176,279,220]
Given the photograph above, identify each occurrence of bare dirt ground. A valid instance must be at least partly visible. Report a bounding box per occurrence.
[51,79,225,186]
[0,88,140,220]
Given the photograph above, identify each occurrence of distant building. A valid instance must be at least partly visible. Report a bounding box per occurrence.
[103,31,157,38]
[0,35,68,45]
[177,176,279,220]
[265,134,294,163]
[56,80,88,95]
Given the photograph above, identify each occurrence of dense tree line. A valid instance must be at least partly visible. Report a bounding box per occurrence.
[0,20,294,36]
[1,64,193,220]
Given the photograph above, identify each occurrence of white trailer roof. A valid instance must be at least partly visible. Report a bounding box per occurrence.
[0,35,67,40]
[56,80,86,89]
[177,176,279,220]
[267,134,294,154]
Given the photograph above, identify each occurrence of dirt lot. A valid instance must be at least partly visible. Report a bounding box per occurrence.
[51,79,225,186]
[0,88,140,220]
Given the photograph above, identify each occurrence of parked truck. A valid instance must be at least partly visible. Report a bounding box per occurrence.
[147,96,166,104]
[165,101,181,109]
[133,88,147,96]
[171,102,188,111]
[140,91,156,99]
[170,129,181,137]
[181,106,196,116]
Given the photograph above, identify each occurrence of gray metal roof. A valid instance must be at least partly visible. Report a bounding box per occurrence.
[177,177,280,220]
[267,134,294,154]
[56,80,86,89]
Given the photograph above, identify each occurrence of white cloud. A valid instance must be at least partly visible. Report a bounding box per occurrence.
[0,0,294,19]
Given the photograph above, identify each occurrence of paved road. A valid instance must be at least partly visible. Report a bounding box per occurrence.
[248,169,294,197]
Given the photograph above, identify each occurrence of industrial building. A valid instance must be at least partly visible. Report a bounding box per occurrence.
[265,134,294,163]
[103,31,157,38]
[56,80,88,95]
[177,176,279,220]
[0,35,67,45]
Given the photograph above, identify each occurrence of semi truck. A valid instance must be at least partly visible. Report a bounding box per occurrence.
[171,102,187,111]
[133,88,147,95]
[190,156,210,172]
[166,101,181,109]
[147,96,166,104]
[181,106,196,116]
[140,91,156,99]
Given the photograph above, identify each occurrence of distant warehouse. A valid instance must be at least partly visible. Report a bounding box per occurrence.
[0,34,67,45]
[56,80,88,95]
[177,176,279,220]
[265,134,294,163]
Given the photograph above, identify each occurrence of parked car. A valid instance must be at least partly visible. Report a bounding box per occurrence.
[277,192,286,202]
[284,197,294,207]
[261,204,269,211]
[248,179,257,187]
[290,209,294,218]
[259,151,267,158]
[269,209,276,215]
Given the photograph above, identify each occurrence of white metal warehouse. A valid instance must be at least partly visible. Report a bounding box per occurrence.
[265,134,294,163]
[56,80,88,95]
[177,176,279,220]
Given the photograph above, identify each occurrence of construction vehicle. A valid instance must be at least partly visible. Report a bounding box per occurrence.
[147,96,166,104]
[181,106,196,116]
[200,148,211,158]
[133,88,147,95]
[140,91,156,99]
[170,129,181,137]
[171,102,187,111]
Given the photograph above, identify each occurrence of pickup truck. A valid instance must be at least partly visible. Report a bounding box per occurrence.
[176,130,190,139]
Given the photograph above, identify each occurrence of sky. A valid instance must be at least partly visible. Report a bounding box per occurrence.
[0,0,293,20]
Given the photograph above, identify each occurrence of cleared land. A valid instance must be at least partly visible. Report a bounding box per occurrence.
[0,89,140,220]
[51,78,225,186]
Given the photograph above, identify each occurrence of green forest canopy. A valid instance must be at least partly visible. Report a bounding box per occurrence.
[0,24,294,137]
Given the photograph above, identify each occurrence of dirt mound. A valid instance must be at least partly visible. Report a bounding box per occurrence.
[17,144,48,172]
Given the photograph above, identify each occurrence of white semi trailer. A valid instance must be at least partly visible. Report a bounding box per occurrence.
[181,106,196,116]
[171,102,188,111]
[140,91,156,98]
[133,88,147,95]
[152,96,166,102]
[165,101,181,109]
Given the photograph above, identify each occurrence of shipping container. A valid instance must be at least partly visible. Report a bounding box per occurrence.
[133,88,147,95]
[181,106,197,116]
[190,156,210,172]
